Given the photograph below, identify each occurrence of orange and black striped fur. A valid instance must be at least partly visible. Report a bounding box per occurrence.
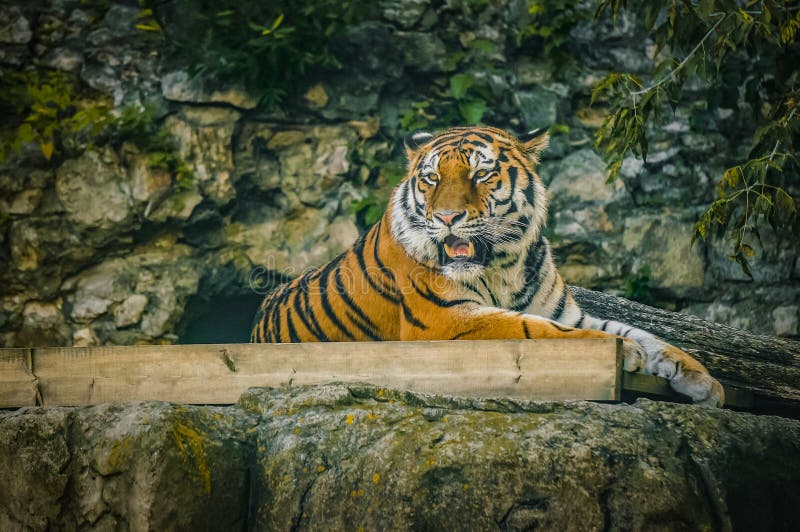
[251,126,724,406]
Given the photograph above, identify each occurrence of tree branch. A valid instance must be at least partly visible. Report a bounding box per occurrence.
[630,14,726,96]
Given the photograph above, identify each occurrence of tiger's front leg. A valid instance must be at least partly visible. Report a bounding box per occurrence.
[519,254,724,407]
[399,304,649,375]
[579,315,725,407]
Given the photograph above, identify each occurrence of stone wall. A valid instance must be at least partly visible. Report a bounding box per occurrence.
[1,0,798,348]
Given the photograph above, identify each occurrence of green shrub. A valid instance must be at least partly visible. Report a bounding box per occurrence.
[143,0,376,107]
[0,68,192,188]
[350,160,406,228]
[0,69,114,161]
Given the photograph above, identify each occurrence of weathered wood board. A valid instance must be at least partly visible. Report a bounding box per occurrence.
[0,339,622,407]
[0,348,38,406]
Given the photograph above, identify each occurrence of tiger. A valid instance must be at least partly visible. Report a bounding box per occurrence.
[251,126,724,407]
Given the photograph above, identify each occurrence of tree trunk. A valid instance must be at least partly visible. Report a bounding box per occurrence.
[570,286,800,417]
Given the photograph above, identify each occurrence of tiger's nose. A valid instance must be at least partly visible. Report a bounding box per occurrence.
[434,210,466,226]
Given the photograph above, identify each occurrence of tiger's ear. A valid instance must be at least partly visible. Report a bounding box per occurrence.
[518,128,550,162]
[404,131,434,159]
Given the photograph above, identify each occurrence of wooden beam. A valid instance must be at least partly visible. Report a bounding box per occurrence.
[0,348,38,407]
[0,339,621,407]
[622,373,754,409]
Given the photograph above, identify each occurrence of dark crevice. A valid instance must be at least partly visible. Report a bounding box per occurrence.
[290,478,318,532]
[176,253,273,343]
[177,293,262,344]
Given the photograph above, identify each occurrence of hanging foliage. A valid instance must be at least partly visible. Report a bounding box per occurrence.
[591,0,799,276]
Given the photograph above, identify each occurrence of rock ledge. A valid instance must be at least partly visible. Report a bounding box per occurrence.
[1,384,798,530]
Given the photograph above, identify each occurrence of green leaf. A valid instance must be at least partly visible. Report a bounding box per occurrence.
[40,141,54,160]
[17,123,35,143]
[365,203,384,226]
[262,14,284,35]
[722,167,740,188]
[449,73,474,101]
[754,192,772,215]
[605,160,622,182]
[467,39,495,53]
[775,187,796,225]
[444,51,466,71]
[136,23,162,32]
[458,99,486,125]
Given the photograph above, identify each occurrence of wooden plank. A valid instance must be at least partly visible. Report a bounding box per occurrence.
[0,339,620,407]
[622,372,754,408]
[0,348,38,407]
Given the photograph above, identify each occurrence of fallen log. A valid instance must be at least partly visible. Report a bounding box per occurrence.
[570,286,800,415]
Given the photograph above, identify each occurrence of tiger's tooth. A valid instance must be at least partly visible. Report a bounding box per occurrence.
[468,241,475,257]
[444,242,453,257]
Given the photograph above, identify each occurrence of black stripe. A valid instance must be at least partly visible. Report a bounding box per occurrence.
[507,166,518,193]
[552,288,568,322]
[263,287,286,343]
[510,238,548,309]
[472,131,495,143]
[300,275,331,341]
[575,312,585,328]
[289,293,312,339]
[286,308,300,343]
[478,277,500,307]
[334,266,382,340]
[372,221,397,284]
[523,167,537,206]
[551,321,573,332]
[272,303,283,343]
[493,193,514,208]
[525,238,549,283]
[354,229,400,304]
[600,320,609,331]
[506,151,530,171]
[410,277,478,308]
[541,271,559,303]
[318,255,355,340]
[400,299,428,330]
[523,322,531,339]
[504,195,518,215]
[451,328,480,340]
[406,182,426,217]
[343,309,380,340]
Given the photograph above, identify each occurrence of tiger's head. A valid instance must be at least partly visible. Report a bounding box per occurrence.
[390,126,550,281]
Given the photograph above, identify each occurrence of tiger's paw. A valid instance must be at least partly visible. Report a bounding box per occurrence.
[656,344,725,408]
[620,338,647,372]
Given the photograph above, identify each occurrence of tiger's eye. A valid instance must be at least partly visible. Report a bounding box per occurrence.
[474,170,490,180]
[420,173,436,185]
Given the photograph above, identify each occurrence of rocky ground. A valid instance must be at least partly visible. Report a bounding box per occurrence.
[1,0,798,348]
[1,384,799,530]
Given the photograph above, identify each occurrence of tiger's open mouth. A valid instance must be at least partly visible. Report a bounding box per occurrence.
[439,235,491,266]
[444,236,474,259]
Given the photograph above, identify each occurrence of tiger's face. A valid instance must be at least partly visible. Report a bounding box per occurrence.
[390,126,550,281]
